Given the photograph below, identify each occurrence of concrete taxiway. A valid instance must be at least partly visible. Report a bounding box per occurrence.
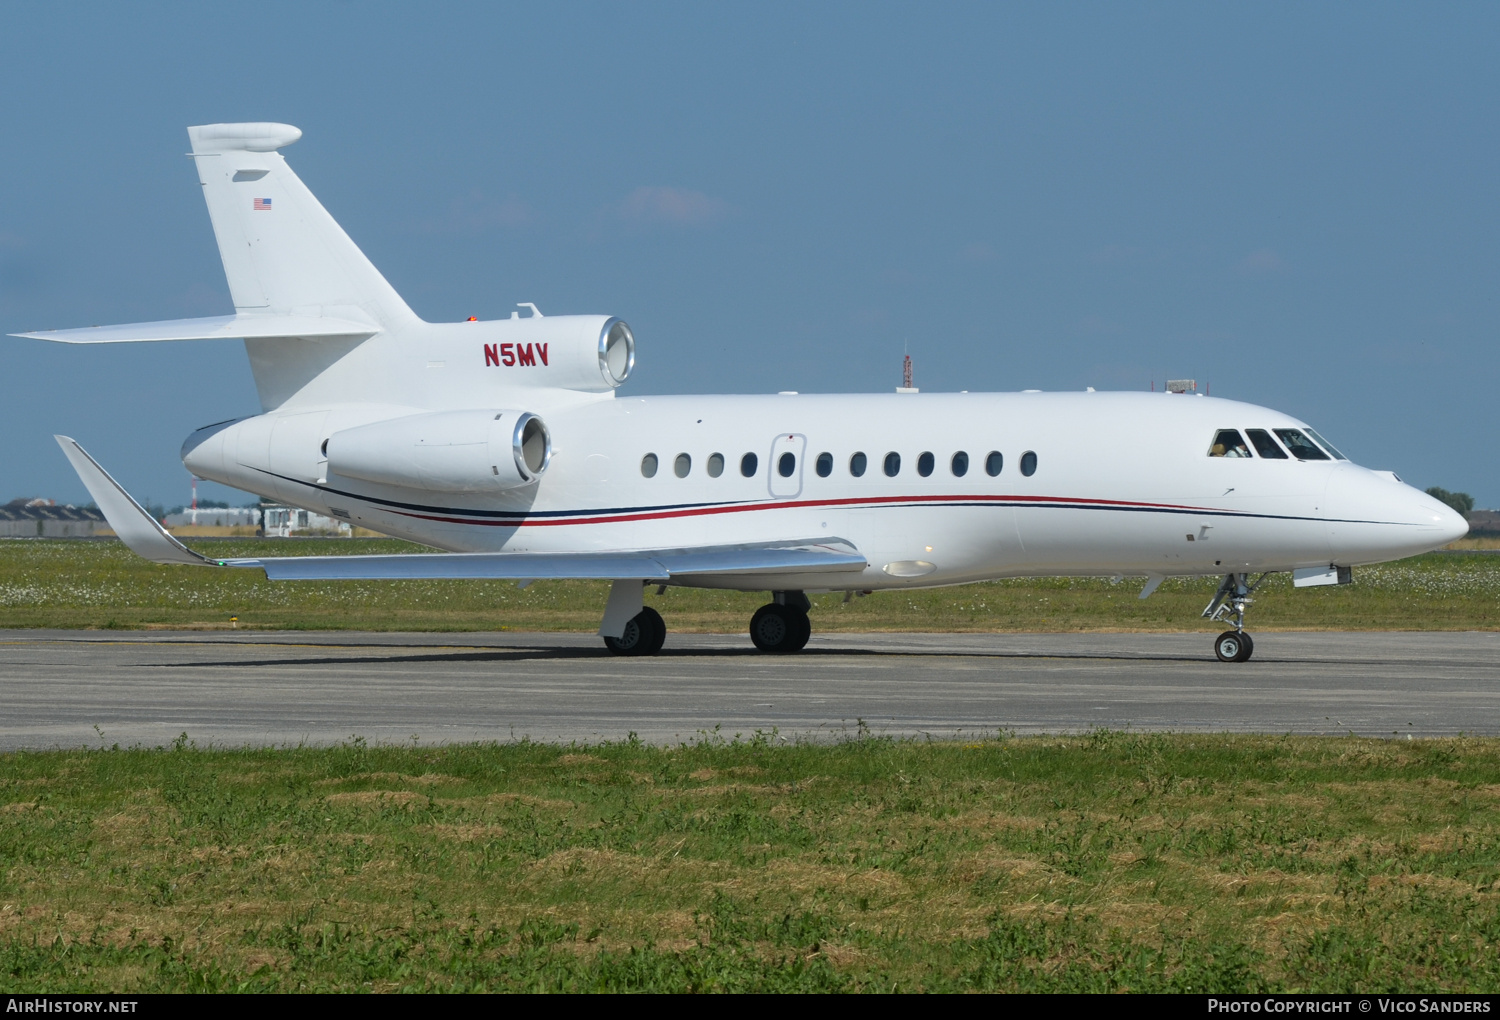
[0,630,1496,749]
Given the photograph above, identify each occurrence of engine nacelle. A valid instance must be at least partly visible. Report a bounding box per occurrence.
[325,409,550,493]
[473,315,634,392]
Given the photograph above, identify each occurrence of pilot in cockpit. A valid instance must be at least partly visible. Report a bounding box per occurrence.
[1208,430,1252,458]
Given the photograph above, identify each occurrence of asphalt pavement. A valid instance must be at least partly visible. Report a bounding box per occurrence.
[0,629,1495,748]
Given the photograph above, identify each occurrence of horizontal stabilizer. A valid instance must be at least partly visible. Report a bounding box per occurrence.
[15,313,376,344]
[226,540,868,581]
[53,437,210,567]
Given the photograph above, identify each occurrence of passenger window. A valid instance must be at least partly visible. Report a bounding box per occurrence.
[951,451,969,477]
[641,453,659,478]
[917,452,934,477]
[815,452,833,477]
[740,452,758,477]
[884,452,901,477]
[1273,429,1330,461]
[706,453,725,477]
[1207,429,1252,458]
[985,451,1003,476]
[1305,428,1348,460]
[674,453,691,478]
[1020,451,1037,476]
[849,452,867,477]
[1245,429,1287,459]
[778,452,796,477]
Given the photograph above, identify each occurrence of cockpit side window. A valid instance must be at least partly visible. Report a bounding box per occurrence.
[1305,428,1348,460]
[1245,429,1288,459]
[1273,428,1330,461]
[1207,429,1252,458]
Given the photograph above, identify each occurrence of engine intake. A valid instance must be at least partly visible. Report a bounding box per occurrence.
[326,410,550,493]
[599,318,634,387]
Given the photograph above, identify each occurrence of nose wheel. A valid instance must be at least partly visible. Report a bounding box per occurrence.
[1203,572,1265,663]
[750,592,812,653]
[603,606,666,656]
[1214,630,1254,663]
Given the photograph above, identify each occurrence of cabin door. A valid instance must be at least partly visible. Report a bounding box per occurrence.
[768,433,806,498]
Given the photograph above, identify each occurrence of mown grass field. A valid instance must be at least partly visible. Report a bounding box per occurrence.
[3,735,1500,992]
[0,538,1496,632]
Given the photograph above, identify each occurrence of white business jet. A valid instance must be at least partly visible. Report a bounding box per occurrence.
[15,123,1467,662]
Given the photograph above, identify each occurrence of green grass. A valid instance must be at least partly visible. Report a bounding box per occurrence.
[3,734,1500,992]
[0,538,1496,632]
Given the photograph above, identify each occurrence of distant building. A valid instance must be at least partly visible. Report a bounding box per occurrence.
[1467,510,1500,537]
[162,507,261,528]
[261,505,351,538]
[0,499,106,538]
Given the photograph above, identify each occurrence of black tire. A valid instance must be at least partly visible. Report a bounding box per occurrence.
[1214,630,1246,663]
[1235,632,1254,663]
[750,603,807,653]
[787,608,811,651]
[639,606,667,655]
[604,607,667,656]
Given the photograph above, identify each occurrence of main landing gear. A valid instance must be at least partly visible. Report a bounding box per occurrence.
[600,588,816,656]
[603,606,666,656]
[1202,572,1267,663]
[750,591,812,653]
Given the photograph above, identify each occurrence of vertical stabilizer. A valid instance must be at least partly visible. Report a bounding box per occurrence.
[187,123,418,331]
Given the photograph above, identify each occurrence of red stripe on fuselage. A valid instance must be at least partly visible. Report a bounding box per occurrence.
[382,492,1221,528]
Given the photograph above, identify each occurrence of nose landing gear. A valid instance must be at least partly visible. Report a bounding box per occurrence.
[1213,629,1254,663]
[1203,572,1266,663]
[750,591,812,653]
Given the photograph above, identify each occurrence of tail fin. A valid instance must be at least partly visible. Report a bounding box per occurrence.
[187,123,417,330]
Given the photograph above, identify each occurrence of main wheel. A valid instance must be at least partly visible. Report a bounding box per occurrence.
[604,607,667,656]
[639,606,667,655]
[788,608,812,651]
[750,603,810,653]
[1214,630,1249,663]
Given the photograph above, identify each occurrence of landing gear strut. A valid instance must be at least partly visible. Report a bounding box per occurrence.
[603,606,666,656]
[1202,572,1267,662]
[750,591,811,653]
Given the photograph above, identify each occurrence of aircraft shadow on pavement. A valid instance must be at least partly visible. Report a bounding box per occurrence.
[144,645,1216,669]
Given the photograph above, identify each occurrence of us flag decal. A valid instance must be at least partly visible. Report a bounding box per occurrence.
[253,198,272,210]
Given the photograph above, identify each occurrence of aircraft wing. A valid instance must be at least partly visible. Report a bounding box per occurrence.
[56,435,868,581]
[15,313,376,344]
[230,542,865,581]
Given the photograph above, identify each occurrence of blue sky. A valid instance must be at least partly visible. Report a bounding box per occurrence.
[2,2,1497,508]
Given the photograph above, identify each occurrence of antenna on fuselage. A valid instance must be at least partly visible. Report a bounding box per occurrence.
[897,342,918,394]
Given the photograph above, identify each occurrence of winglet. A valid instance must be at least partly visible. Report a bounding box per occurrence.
[53,436,211,567]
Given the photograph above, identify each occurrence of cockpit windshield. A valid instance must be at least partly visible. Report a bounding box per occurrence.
[1273,428,1330,461]
[1304,428,1348,460]
[1245,429,1288,459]
[1207,430,1252,458]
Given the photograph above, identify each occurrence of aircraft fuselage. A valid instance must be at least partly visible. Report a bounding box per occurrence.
[182,389,1464,592]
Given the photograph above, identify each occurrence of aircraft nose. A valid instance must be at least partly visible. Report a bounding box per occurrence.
[1424,491,1470,546]
[1326,469,1468,562]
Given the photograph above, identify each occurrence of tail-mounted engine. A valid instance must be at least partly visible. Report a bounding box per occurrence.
[474,315,634,393]
[325,409,551,493]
